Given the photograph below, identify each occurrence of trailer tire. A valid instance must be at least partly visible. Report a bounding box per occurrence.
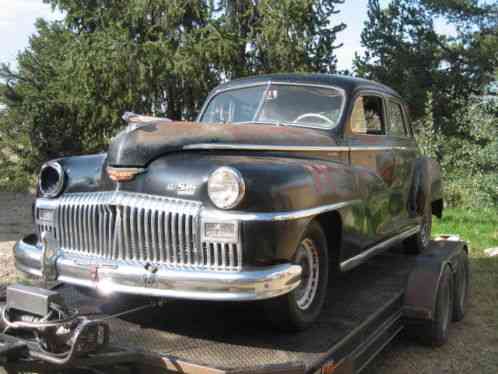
[409,265,453,347]
[453,252,469,322]
[264,221,329,331]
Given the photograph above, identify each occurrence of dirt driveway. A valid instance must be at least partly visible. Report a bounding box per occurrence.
[0,192,34,285]
[0,192,496,374]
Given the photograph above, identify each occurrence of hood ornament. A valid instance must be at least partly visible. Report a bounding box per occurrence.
[122,111,172,133]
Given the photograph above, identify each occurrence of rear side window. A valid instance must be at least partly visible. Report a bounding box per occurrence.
[350,96,385,135]
[387,101,407,137]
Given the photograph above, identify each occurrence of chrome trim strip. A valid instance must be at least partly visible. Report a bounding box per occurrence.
[184,144,350,152]
[183,144,412,152]
[351,146,409,151]
[340,226,421,272]
[202,200,362,222]
[14,237,302,301]
[35,198,60,211]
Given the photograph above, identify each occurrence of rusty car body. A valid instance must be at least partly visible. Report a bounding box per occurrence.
[14,74,443,329]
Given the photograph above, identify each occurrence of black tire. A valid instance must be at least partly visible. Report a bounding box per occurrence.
[404,204,432,254]
[408,265,453,347]
[453,252,470,322]
[404,159,432,254]
[264,221,329,331]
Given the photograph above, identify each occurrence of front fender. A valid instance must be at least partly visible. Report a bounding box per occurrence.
[42,153,109,196]
[189,155,361,264]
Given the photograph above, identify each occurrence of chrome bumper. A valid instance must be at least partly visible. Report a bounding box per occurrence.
[14,235,302,301]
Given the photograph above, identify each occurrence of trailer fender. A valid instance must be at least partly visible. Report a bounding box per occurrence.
[403,240,467,321]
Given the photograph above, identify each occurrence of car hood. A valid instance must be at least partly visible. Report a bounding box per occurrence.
[107,121,339,167]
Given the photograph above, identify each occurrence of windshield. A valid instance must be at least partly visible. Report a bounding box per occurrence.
[199,83,344,129]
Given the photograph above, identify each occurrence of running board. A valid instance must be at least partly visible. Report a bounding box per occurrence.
[340,226,420,272]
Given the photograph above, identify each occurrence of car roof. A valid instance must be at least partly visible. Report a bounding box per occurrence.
[212,73,402,99]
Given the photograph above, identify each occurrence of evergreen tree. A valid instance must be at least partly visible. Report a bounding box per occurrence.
[354,0,497,135]
[0,0,347,186]
[354,0,441,121]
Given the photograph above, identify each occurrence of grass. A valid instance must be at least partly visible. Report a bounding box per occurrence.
[433,206,498,255]
[366,206,498,374]
[433,205,498,335]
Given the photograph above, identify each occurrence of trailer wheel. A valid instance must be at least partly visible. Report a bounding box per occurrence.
[264,221,329,331]
[453,252,469,322]
[409,265,453,347]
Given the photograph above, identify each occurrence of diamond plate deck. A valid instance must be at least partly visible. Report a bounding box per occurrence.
[51,249,416,373]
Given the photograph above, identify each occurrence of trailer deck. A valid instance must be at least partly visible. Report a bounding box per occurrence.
[1,239,468,374]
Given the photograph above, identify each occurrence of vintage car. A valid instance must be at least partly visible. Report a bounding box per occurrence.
[14,74,443,330]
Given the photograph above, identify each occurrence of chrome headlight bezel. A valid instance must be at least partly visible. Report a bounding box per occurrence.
[207,166,246,210]
[38,161,65,198]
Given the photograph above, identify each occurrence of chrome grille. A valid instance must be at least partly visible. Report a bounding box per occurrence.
[201,242,242,270]
[35,192,242,271]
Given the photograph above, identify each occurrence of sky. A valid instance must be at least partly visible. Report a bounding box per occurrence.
[0,0,457,72]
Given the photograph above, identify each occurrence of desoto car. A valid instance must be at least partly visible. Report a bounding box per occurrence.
[15,74,443,330]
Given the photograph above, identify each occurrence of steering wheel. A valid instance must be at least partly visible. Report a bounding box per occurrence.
[294,113,334,126]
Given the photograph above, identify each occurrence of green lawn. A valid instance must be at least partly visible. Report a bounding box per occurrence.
[433,206,498,256]
[434,207,498,372]
[433,206,498,322]
[366,207,498,374]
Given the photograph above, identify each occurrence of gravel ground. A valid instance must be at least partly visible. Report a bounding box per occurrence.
[0,192,496,373]
[0,192,34,285]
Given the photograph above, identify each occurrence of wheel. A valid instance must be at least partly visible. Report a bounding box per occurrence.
[404,204,432,254]
[407,265,453,347]
[404,159,432,254]
[264,221,329,331]
[453,252,470,322]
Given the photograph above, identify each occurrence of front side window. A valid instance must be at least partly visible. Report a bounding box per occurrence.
[200,84,344,130]
[387,101,407,137]
[350,96,385,135]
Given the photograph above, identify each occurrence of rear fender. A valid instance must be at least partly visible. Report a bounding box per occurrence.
[408,157,443,217]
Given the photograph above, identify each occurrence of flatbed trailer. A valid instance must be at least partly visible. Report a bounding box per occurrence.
[0,239,469,374]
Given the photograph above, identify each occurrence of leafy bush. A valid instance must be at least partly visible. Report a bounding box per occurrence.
[416,94,498,208]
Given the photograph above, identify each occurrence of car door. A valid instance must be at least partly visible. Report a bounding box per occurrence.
[385,98,419,231]
[345,93,397,250]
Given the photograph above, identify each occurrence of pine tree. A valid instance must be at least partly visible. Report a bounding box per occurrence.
[354,0,442,121]
[0,0,347,187]
[354,0,497,135]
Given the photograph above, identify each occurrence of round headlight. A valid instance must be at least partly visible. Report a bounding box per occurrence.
[208,167,245,209]
[39,161,65,198]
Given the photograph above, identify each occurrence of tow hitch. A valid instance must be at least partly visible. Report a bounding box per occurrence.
[0,284,157,367]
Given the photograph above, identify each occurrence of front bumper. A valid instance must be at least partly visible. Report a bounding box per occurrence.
[14,235,302,301]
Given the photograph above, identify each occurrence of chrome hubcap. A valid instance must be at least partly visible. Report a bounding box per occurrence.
[294,238,320,311]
